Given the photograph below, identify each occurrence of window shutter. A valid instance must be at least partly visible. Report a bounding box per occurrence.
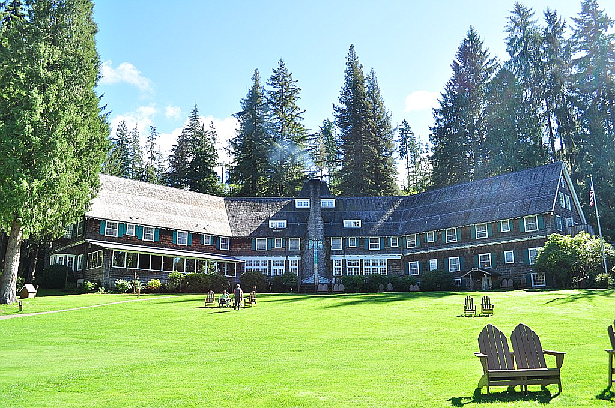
[401,236,406,248]
[474,255,478,267]
[456,229,461,242]
[267,238,273,250]
[282,238,286,248]
[416,234,421,247]
[172,231,177,244]
[459,256,465,271]
[380,237,385,249]
[136,225,144,239]
[188,233,193,246]
[523,249,530,264]
[418,261,422,274]
[491,252,496,266]
[487,224,493,237]
[99,220,106,235]
[526,273,532,287]
[537,215,545,229]
[365,239,369,250]
[441,231,446,243]
[216,237,220,250]
[520,219,525,232]
[471,225,476,239]
[201,234,205,245]
[118,223,126,238]
[509,220,514,232]
[154,228,160,242]
[251,238,256,250]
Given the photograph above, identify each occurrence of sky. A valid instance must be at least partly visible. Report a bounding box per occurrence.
[93,0,615,182]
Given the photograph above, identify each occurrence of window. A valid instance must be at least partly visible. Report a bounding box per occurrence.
[126,223,136,236]
[288,238,300,251]
[151,255,162,271]
[449,257,460,272]
[272,259,285,275]
[256,238,267,251]
[565,195,571,210]
[76,220,84,236]
[173,257,184,272]
[139,253,151,270]
[390,237,399,248]
[528,247,541,265]
[409,261,420,276]
[143,226,155,241]
[295,199,310,208]
[344,220,361,228]
[176,231,188,246]
[446,228,457,243]
[347,260,360,275]
[478,253,491,269]
[87,251,103,269]
[331,237,342,251]
[333,259,342,276]
[126,253,139,269]
[244,259,268,274]
[429,259,438,271]
[524,215,538,232]
[426,231,436,243]
[203,234,213,245]
[105,221,118,237]
[289,259,299,275]
[63,227,73,239]
[269,220,287,229]
[565,217,574,227]
[559,192,566,208]
[321,199,335,208]
[454,278,462,287]
[219,237,230,250]
[531,272,546,287]
[475,223,488,239]
[162,256,173,271]
[348,237,358,248]
[500,219,511,233]
[112,250,126,268]
[274,238,283,249]
[504,250,515,264]
[364,259,387,275]
[406,234,418,248]
[369,237,380,250]
[555,215,563,231]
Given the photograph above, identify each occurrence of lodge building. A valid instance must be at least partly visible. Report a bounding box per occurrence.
[51,161,590,291]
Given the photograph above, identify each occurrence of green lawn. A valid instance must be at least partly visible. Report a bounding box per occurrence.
[1,290,614,407]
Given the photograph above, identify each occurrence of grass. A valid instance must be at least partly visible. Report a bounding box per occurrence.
[1,289,614,407]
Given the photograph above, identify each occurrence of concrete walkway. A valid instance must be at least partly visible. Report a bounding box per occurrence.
[0,296,173,321]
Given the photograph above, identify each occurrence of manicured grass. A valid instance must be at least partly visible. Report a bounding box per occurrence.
[1,290,614,407]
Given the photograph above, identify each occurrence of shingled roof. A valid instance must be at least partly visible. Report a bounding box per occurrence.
[224,198,309,237]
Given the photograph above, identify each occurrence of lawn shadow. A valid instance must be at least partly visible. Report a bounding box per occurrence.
[544,289,614,304]
[323,291,458,308]
[449,388,556,406]
[597,387,615,401]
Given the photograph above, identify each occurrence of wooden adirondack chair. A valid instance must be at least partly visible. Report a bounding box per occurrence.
[510,323,565,393]
[481,296,494,315]
[204,290,215,307]
[475,324,523,393]
[464,296,476,316]
[606,321,615,388]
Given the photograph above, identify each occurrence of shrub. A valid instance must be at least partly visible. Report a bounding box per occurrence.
[419,269,454,291]
[146,279,162,292]
[35,264,73,289]
[240,271,267,292]
[83,280,97,292]
[269,272,298,292]
[341,275,365,293]
[389,275,418,292]
[208,273,230,293]
[184,273,208,293]
[166,271,184,292]
[364,274,389,292]
[114,279,132,293]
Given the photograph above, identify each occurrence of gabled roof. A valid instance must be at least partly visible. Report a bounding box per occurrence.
[224,198,308,237]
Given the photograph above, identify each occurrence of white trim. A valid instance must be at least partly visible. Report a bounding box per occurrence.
[176,230,188,246]
[295,199,310,209]
[331,237,342,251]
[255,237,267,251]
[448,256,460,272]
[105,221,119,237]
[407,234,547,255]
[343,220,361,228]
[475,223,488,239]
[368,237,380,250]
[524,215,539,232]
[348,237,358,248]
[504,250,515,264]
[321,198,335,208]
[269,220,287,229]
[478,253,492,269]
[330,254,402,261]
[408,261,420,275]
[500,219,511,233]
[143,226,155,242]
[274,237,283,249]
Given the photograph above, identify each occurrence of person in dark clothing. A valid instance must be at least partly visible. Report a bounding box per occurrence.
[233,284,243,310]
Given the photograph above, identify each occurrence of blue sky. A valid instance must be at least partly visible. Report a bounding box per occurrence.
[93,0,614,179]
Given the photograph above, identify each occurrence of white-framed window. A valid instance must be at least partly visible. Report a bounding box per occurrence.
[478,253,492,269]
[64,227,73,239]
[143,226,155,241]
[344,220,361,228]
[528,247,541,265]
[454,278,462,287]
[428,258,438,271]
[274,238,283,249]
[409,261,420,276]
[448,257,460,273]
[475,223,488,239]
[289,259,299,275]
[406,234,418,248]
[112,250,126,268]
[244,259,268,274]
[389,237,399,247]
[565,195,571,210]
[203,234,213,245]
[559,192,566,208]
[321,199,335,208]
[524,215,538,232]
[531,272,546,287]
[126,223,136,236]
[256,238,267,251]
[269,220,287,229]
[504,250,515,264]
[333,259,342,276]
[347,259,360,275]
[369,237,380,250]
[348,237,358,248]
[87,250,103,269]
[364,259,387,275]
[272,259,285,275]
[295,199,310,208]
[126,252,139,269]
[219,237,230,250]
[565,217,574,227]
[105,221,119,237]
[446,228,457,243]
[331,237,342,251]
[426,231,436,243]
[288,238,300,251]
[500,219,511,233]
[176,231,188,246]
[555,215,563,231]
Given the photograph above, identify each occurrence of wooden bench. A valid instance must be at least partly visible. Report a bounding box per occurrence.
[607,321,615,388]
[464,296,476,316]
[204,291,215,307]
[481,295,494,315]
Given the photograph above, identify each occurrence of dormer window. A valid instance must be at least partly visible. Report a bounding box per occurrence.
[344,220,361,228]
[295,199,310,208]
[269,220,287,229]
[426,231,436,243]
[406,234,418,248]
[321,199,335,208]
[475,223,488,239]
[446,228,457,243]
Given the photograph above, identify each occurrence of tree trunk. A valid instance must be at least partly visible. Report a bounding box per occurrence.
[0,217,23,304]
[26,241,39,284]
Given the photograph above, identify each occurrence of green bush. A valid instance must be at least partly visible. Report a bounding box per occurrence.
[269,272,298,292]
[146,279,162,292]
[419,269,454,291]
[35,264,73,289]
[166,271,184,292]
[208,273,230,293]
[83,280,99,293]
[364,274,389,292]
[389,275,418,292]
[114,279,132,293]
[341,275,365,293]
[240,271,267,292]
[184,273,208,293]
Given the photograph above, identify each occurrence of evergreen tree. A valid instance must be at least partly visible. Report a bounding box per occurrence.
[266,59,308,196]
[188,121,222,195]
[167,106,198,189]
[228,69,272,196]
[142,126,163,184]
[397,119,422,192]
[103,120,131,177]
[128,125,144,180]
[309,118,340,189]
[0,0,109,304]
[429,28,497,187]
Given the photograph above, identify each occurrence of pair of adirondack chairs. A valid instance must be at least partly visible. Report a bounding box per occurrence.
[475,324,565,393]
[464,295,494,316]
[607,321,615,388]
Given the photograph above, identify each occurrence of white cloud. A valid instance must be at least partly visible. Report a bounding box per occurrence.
[165,105,182,120]
[404,90,439,112]
[100,60,153,94]
[109,105,158,145]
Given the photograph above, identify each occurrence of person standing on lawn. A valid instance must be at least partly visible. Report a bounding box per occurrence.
[234,284,243,310]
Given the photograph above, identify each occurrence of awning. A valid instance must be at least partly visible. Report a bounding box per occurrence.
[460,267,500,278]
[86,239,242,263]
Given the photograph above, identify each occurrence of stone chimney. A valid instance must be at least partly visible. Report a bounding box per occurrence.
[300,179,327,291]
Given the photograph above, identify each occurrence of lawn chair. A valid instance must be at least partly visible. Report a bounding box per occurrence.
[509,323,565,393]
[481,295,494,316]
[204,290,215,307]
[246,290,257,306]
[475,324,521,393]
[606,320,615,388]
[218,296,230,308]
[464,296,476,316]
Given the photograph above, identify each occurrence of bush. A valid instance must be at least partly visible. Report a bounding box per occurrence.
[594,273,614,289]
[35,264,73,289]
[240,271,267,292]
[114,279,132,293]
[208,273,230,293]
[341,275,365,293]
[420,269,454,292]
[269,272,298,292]
[184,273,208,293]
[166,271,184,292]
[389,275,418,292]
[146,279,162,292]
[364,274,389,292]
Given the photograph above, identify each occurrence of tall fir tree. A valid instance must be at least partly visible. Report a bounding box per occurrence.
[142,126,163,184]
[128,125,144,180]
[103,120,131,177]
[228,69,272,196]
[397,119,423,192]
[167,106,198,189]
[188,121,222,195]
[266,59,308,196]
[0,0,109,303]
[309,118,340,190]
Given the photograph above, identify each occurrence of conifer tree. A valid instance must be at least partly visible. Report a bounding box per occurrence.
[103,120,131,177]
[397,119,422,192]
[167,106,198,189]
[128,125,144,180]
[188,121,222,195]
[309,118,340,188]
[142,126,163,184]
